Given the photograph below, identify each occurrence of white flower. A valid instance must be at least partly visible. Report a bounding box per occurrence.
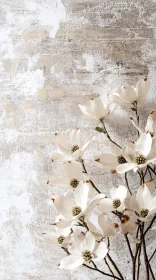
[52,182,105,228]
[52,128,95,162]
[59,232,108,269]
[131,110,156,138]
[78,98,116,123]
[47,161,83,190]
[36,225,71,247]
[98,185,127,213]
[95,142,126,171]
[98,214,119,237]
[125,184,156,221]
[110,78,150,107]
[116,132,156,174]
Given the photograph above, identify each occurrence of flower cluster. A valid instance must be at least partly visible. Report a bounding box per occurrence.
[37,78,156,279]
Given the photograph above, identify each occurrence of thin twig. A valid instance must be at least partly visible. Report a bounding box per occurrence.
[104,258,115,280]
[124,234,134,260]
[107,253,124,280]
[148,165,156,176]
[149,249,156,262]
[125,172,132,195]
[79,159,101,193]
[142,224,149,280]
[101,120,121,148]
[83,263,121,280]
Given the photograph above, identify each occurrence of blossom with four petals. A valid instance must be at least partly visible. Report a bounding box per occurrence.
[52,128,95,162]
[59,232,108,270]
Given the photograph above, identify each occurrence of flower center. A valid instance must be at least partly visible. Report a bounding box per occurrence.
[72,206,82,216]
[57,235,65,244]
[82,250,92,261]
[70,178,79,189]
[71,145,79,153]
[113,199,121,209]
[140,208,149,218]
[117,155,127,164]
[135,155,146,165]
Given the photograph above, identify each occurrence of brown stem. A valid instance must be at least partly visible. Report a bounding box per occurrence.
[124,234,134,260]
[125,172,132,195]
[79,159,101,193]
[107,253,124,280]
[101,120,121,148]
[83,263,121,280]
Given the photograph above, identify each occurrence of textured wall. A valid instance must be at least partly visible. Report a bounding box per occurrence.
[0,0,156,280]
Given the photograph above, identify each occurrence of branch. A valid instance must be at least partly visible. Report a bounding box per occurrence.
[79,159,101,193]
[83,263,121,280]
[125,172,132,195]
[149,249,156,262]
[107,253,124,280]
[101,120,121,148]
[124,234,134,260]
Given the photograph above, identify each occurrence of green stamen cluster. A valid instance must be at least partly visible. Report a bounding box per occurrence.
[113,199,121,209]
[82,250,92,261]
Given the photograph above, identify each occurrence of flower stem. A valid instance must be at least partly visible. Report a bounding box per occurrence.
[101,120,121,148]
[107,253,124,280]
[125,172,132,195]
[79,159,101,193]
[83,262,122,280]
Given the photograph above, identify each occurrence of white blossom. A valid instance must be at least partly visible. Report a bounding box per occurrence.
[78,98,116,122]
[47,161,83,190]
[52,182,105,228]
[125,184,156,221]
[98,185,127,213]
[59,232,108,269]
[95,142,126,171]
[131,110,156,138]
[116,132,156,174]
[52,128,95,162]
[36,225,72,247]
[110,78,150,107]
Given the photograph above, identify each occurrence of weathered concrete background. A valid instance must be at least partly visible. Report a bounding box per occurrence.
[0,0,156,279]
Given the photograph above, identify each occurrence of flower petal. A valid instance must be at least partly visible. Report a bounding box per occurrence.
[130,117,143,135]
[36,231,58,245]
[122,142,136,162]
[74,181,90,210]
[52,152,72,162]
[135,132,152,157]
[98,214,118,237]
[110,185,127,201]
[86,98,107,120]
[59,255,84,270]
[98,198,114,213]
[70,129,81,147]
[63,161,82,181]
[136,78,150,106]
[78,104,98,122]
[117,85,137,104]
[53,195,75,220]
[93,242,108,261]
[47,176,68,188]
[54,133,70,154]
[82,231,95,252]
[116,163,136,173]
[95,153,118,170]
[81,136,95,152]
[110,142,122,157]
[136,184,152,209]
